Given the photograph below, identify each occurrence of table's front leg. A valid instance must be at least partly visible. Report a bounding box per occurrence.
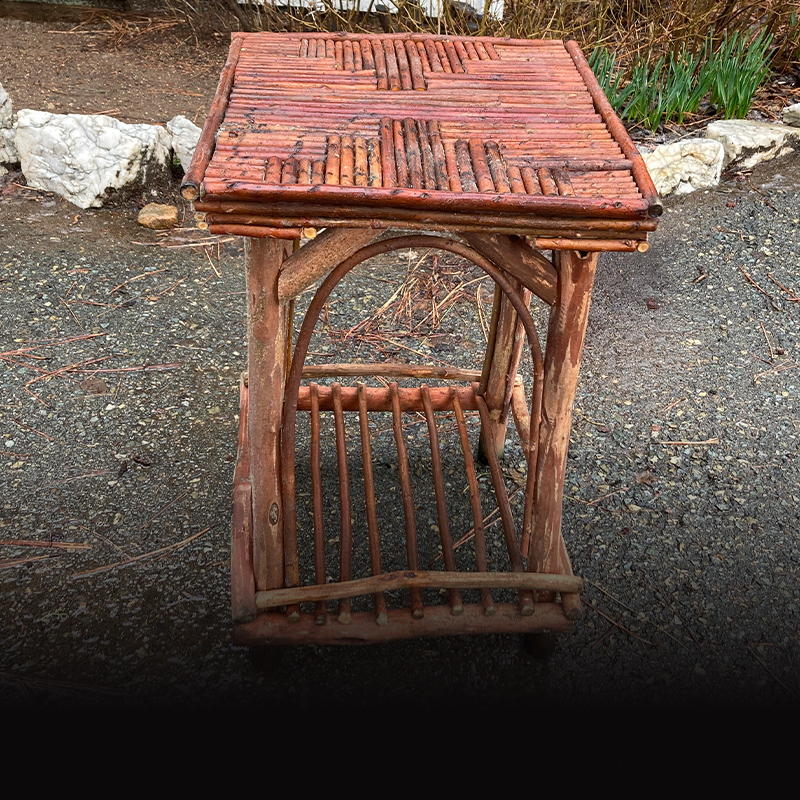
[529,249,599,589]
[246,237,291,592]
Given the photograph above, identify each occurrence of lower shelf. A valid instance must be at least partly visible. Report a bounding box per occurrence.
[233,373,581,645]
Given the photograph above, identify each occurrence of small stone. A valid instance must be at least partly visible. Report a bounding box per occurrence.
[0,82,12,128]
[138,203,178,230]
[79,377,107,395]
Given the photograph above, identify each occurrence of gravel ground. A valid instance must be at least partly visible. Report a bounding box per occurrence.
[0,151,798,712]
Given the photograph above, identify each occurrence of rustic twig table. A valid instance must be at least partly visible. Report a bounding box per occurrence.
[181,31,661,649]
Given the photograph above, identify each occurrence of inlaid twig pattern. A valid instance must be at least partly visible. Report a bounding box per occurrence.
[189,31,661,228]
[213,115,634,199]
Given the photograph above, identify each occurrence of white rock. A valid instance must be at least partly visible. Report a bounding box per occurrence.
[0,82,18,164]
[167,115,201,171]
[1,127,18,164]
[783,103,800,127]
[642,139,724,197]
[706,119,800,169]
[14,110,172,209]
[0,83,11,128]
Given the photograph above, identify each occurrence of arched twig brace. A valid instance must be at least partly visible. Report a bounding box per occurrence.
[280,234,546,589]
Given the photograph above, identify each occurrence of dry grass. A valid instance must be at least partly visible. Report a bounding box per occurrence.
[341,251,490,341]
[308,250,494,370]
[58,9,183,48]
[165,1,800,68]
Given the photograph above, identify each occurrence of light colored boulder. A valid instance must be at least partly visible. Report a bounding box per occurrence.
[1,128,18,164]
[167,114,201,171]
[0,83,11,127]
[706,119,800,169]
[783,103,800,127]
[0,82,18,164]
[642,139,724,196]
[138,202,178,229]
[14,110,172,209]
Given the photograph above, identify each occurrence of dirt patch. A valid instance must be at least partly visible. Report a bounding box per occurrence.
[0,14,228,126]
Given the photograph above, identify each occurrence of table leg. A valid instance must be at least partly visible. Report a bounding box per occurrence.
[462,233,549,460]
[232,375,256,622]
[480,280,531,459]
[246,237,289,592]
[529,249,599,589]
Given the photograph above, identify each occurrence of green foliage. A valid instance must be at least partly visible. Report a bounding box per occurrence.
[665,48,704,122]
[587,48,630,115]
[707,30,774,119]
[591,29,775,131]
[792,11,800,61]
[684,39,717,117]
[623,57,666,132]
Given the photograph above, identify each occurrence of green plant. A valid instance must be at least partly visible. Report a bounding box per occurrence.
[792,10,800,61]
[623,56,665,131]
[587,48,631,115]
[590,27,775,131]
[590,49,672,131]
[663,47,702,124]
[684,36,717,116]
[707,29,774,118]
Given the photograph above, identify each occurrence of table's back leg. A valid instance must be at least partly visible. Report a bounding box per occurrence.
[462,233,555,460]
[529,249,599,592]
[478,280,531,459]
[246,237,290,592]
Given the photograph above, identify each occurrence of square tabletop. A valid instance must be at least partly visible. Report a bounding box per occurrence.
[184,32,661,244]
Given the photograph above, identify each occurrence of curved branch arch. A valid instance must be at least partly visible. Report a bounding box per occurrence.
[280,234,546,588]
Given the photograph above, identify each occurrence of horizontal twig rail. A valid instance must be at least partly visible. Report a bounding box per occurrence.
[301,364,483,381]
[296,383,478,411]
[255,569,584,609]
